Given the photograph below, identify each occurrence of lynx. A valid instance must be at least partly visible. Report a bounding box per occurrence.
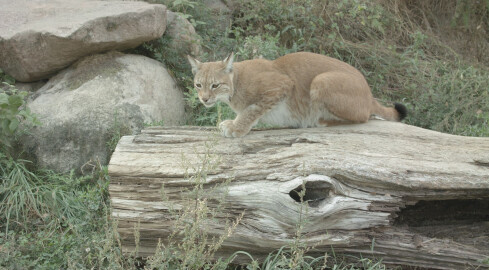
[187,52,407,137]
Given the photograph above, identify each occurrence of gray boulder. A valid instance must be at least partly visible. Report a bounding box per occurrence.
[0,0,166,82]
[22,52,185,173]
[166,10,202,56]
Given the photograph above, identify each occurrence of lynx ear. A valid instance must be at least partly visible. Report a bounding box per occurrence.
[223,52,234,73]
[187,55,202,75]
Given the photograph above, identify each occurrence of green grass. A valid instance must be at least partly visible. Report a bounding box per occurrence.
[0,159,125,269]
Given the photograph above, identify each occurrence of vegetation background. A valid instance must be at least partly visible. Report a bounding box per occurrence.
[1,0,488,269]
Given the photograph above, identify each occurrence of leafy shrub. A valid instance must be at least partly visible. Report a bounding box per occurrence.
[403,61,489,135]
[0,84,39,150]
[233,26,288,60]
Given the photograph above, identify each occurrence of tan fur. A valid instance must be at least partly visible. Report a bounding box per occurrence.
[187,52,404,137]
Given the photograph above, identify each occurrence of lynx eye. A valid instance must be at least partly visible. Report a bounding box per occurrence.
[211,83,221,89]
[195,83,202,88]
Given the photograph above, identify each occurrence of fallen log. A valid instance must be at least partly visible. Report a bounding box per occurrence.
[108,121,489,269]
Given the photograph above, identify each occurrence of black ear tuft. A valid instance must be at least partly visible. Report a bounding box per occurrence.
[394,103,408,121]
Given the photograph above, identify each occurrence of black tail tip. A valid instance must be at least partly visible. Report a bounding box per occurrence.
[394,103,408,121]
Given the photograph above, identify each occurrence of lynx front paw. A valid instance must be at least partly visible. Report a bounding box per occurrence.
[219,120,248,138]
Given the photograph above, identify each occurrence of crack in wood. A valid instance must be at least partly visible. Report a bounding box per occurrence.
[473,159,489,168]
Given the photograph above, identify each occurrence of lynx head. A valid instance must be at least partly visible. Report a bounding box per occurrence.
[187,53,235,107]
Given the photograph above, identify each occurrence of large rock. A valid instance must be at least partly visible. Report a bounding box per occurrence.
[22,52,185,173]
[165,10,202,56]
[0,0,166,82]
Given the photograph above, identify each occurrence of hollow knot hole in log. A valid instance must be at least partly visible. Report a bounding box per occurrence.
[289,181,333,207]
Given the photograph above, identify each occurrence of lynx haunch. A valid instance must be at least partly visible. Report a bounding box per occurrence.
[187,52,407,137]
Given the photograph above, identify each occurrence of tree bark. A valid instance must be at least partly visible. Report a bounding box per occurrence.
[108,121,489,269]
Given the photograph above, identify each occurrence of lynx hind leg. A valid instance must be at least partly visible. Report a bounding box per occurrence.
[310,72,372,126]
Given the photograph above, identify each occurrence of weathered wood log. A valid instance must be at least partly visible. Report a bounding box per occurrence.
[108,121,489,269]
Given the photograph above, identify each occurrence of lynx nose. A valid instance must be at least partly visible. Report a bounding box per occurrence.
[202,97,209,103]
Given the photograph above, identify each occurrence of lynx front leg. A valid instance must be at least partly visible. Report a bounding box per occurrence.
[220,103,272,137]
[220,72,293,137]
